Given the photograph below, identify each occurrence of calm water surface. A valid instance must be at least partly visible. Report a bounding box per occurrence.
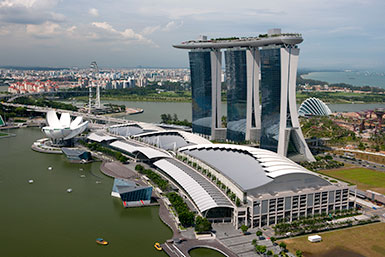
[104,100,385,123]
[302,71,385,88]
[0,128,171,257]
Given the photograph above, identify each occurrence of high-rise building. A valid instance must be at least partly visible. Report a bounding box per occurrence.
[225,48,261,142]
[189,49,223,138]
[174,29,315,161]
[260,46,314,161]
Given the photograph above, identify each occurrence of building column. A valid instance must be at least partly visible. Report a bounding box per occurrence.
[277,47,315,162]
[246,47,261,141]
[210,49,222,139]
[286,48,315,162]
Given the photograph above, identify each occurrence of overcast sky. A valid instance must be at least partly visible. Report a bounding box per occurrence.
[0,0,384,70]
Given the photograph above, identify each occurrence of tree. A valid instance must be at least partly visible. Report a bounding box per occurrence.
[236,198,241,207]
[270,236,277,244]
[195,216,212,233]
[267,250,273,256]
[221,115,227,127]
[296,250,303,257]
[135,164,144,172]
[358,141,365,150]
[279,242,287,250]
[251,239,257,246]
[160,113,169,123]
[179,211,195,227]
[255,245,266,254]
[256,230,263,237]
[240,224,249,234]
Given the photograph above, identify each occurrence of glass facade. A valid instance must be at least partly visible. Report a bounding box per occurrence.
[120,187,152,202]
[260,47,282,152]
[112,178,152,203]
[225,49,247,141]
[189,50,212,135]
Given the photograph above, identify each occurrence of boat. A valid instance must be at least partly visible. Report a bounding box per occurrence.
[154,242,162,251]
[28,179,34,184]
[48,166,53,170]
[96,238,109,245]
[67,188,73,193]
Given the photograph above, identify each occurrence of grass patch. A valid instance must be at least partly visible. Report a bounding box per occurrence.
[281,223,385,257]
[319,167,385,193]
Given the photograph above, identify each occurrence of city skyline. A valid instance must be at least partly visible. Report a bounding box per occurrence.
[0,0,385,70]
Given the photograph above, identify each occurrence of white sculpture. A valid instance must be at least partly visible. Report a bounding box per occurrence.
[42,110,88,140]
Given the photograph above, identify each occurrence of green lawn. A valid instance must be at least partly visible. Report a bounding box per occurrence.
[320,167,385,194]
[282,223,385,257]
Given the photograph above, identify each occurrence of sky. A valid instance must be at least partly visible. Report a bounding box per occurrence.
[0,0,384,70]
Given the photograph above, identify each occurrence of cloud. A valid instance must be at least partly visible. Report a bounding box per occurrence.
[91,21,157,46]
[66,25,77,33]
[162,20,183,31]
[142,25,161,35]
[0,0,59,9]
[88,8,99,17]
[26,21,61,38]
[0,25,9,35]
[141,20,183,35]
[0,0,64,24]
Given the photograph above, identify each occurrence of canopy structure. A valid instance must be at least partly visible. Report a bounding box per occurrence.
[179,144,330,194]
[87,132,117,143]
[298,97,332,116]
[109,140,171,160]
[133,130,211,150]
[153,158,233,213]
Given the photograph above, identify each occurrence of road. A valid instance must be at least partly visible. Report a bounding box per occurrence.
[2,102,133,124]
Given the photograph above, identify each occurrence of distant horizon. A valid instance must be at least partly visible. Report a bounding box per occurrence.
[1,65,384,73]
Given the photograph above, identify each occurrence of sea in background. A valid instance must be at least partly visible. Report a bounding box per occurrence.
[302,71,385,89]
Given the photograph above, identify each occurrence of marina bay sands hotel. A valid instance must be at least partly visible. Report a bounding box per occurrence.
[173,29,315,162]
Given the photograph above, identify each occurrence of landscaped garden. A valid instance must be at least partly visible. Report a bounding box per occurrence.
[273,209,378,237]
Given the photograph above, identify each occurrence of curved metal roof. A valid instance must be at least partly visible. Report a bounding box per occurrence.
[153,159,233,213]
[109,140,171,160]
[133,130,211,150]
[298,97,332,117]
[87,132,117,143]
[179,144,324,192]
[109,125,144,137]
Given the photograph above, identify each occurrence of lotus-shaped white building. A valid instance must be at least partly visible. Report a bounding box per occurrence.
[42,111,88,140]
[298,97,332,117]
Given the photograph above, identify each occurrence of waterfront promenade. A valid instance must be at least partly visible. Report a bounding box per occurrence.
[100,160,239,257]
[100,161,138,179]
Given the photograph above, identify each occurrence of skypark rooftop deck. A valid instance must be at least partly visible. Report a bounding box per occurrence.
[173,32,303,49]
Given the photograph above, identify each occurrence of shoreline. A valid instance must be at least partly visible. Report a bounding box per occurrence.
[75,96,385,105]
[300,71,385,91]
